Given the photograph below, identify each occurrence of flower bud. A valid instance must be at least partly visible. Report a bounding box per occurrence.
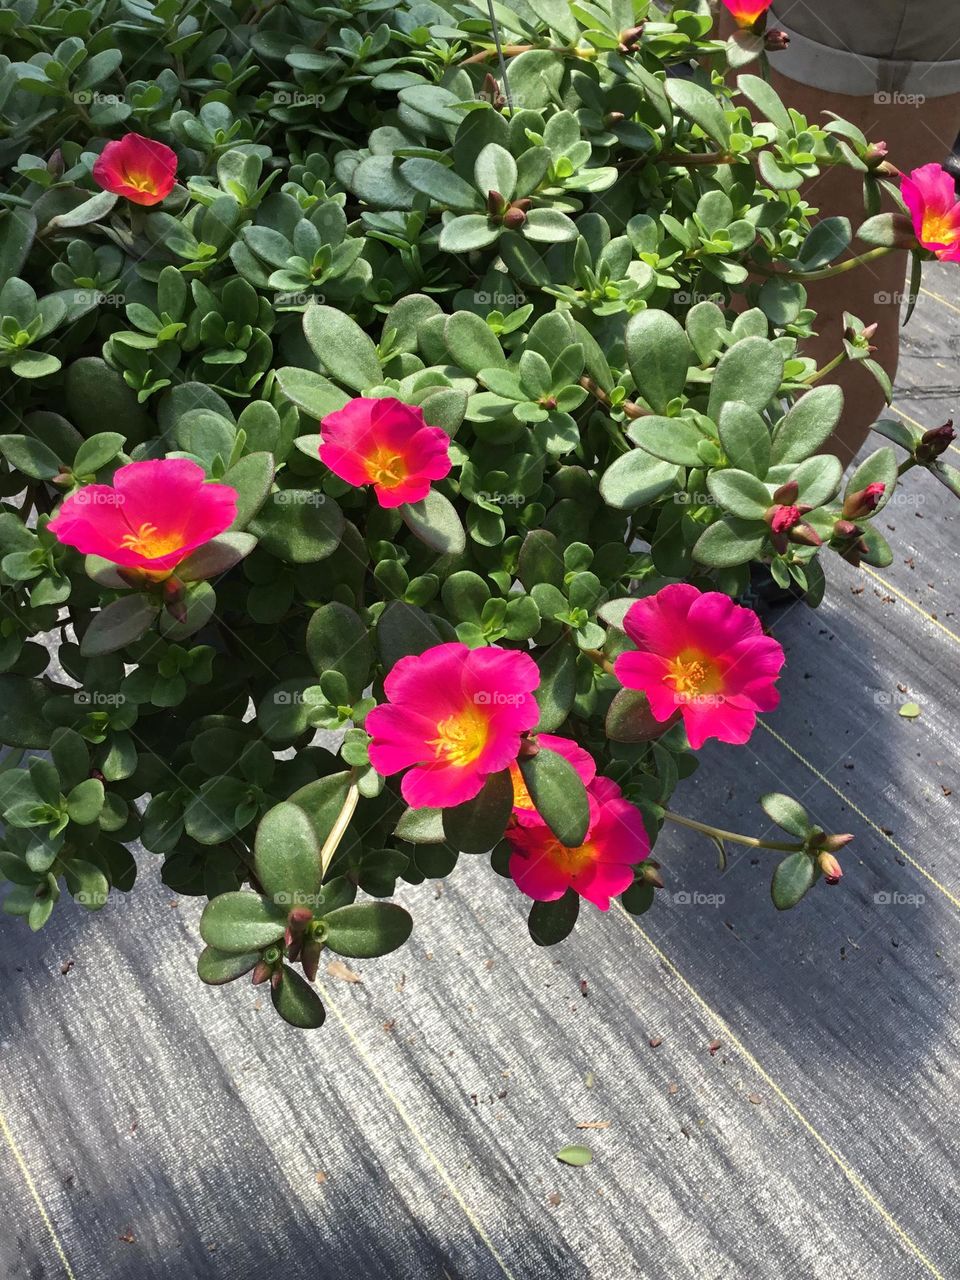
[819,832,854,853]
[618,24,644,52]
[481,73,506,111]
[300,938,322,983]
[915,420,955,463]
[502,205,527,229]
[817,851,843,884]
[833,519,861,539]
[251,960,272,986]
[486,189,506,218]
[641,860,665,889]
[764,28,789,51]
[772,479,799,505]
[865,140,889,168]
[788,522,823,548]
[842,482,885,519]
[604,111,626,125]
[767,504,801,534]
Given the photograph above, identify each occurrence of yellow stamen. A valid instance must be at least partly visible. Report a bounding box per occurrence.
[922,212,960,247]
[118,521,184,558]
[122,170,158,195]
[429,704,490,768]
[664,650,721,700]
[365,444,407,489]
[544,834,597,876]
[510,762,534,810]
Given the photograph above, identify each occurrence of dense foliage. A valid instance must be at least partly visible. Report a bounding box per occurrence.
[0,0,956,1029]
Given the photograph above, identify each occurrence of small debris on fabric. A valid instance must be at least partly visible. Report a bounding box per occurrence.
[649,1035,663,1048]
[59,959,74,975]
[579,979,589,997]
[575,1120,610,1130]
[118,1232,136,1244]
[547,1191,562,1207]
[899,702,922,719]
[708,1039,722,1055]
[315,1171,328,1185]
[747,1093,762,1105]
[326,959,362,983]
[668,1082,679,1095]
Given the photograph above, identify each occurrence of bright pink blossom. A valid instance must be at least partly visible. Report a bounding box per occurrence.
[47,458,237,572]
[901,164,960,263]
[769,504,801,534]
[366,642,540,808]
[93,133,177,206]
[720,0,772,27]
[613,584,785,750]
[319,397,451,508]
[510,735,596,825]
[507,776,649,911]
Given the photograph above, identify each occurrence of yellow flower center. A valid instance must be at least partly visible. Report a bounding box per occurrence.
[119,521,184,559]
[430,704,490,768]
[543,834,597,877]
[122,169,158,194]
[664,650,721,700]
[510,762,534,810]
[365,445,407,489]
[922,211,960,247]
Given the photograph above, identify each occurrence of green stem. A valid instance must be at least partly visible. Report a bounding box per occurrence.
[755,245,895,283]
[804,351,847,385]
[663,810,804,852]
[898,457,919,476]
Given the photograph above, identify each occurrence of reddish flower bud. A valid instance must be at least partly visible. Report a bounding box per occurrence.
[486,189,506,218]
[300,939,323,983]
[764,28,789,51]
[865,141,889,168]
[916,420,955,462]
[480,73,506,111]
[817,851,843,884]
[833,519,861,539]
[604,111,626,125]
[772,479,799,505]
[842,482,886,519]
[641,861,665,889]
[251,960,272,986]
[618,24,645,52]
[47,148,64,179]
[502,205,527,229]
[768,504,801,534]
[820,833,854,852]
[788,522,823,548]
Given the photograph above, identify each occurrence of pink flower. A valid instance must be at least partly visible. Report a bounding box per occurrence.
[366,642,540,808]
[47,459,237,572]
[901,164,960,263]
[93,133,177,206]
[769,504,801,534]
[613,584,785,750]
[720,0,772,27]
[507,776,649,911]
[319,397,452,508]
[509,735,596,825]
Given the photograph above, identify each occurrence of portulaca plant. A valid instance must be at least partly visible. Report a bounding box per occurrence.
[0,0,957,1029]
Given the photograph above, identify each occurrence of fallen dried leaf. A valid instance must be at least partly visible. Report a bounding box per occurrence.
[575,1120,610,1130]
[326,959,362,983]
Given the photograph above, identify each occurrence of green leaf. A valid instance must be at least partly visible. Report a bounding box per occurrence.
[899,702,921,719]
[625,311,693,414]
[72,432,125,476]
[377,602,441,666]
[534,642,577,732]
[254,801,323,903]
[666,78,731,146]
[400,158,480,210]
[556,1144,593,1167]
[442,770,513,853]
[303,305,382,392]
[400,489,466,555]
[197,945,261,985]
[735,74,791,132]
[445,311,504,374]
[44,191,118,231]
[760,792,812,837]
[199,891,288,952]
[770,385,844,465]
[275,367,350,419]
[797,218,852,270]
[474,144,517,200]
[0,675,57,747]
[177,532,257,581]
[65,777,104,825]
[708,338,784,420]
[0,435,62,480]
[519,746,590,848]
[222,452,275,530]
[521,208,578,243]
[272,965,327,1028]
[605,688,670,742]
[706,469,771,520]
[528,889,579,946]
[322,902,413,958]
[771,852,817,910]
[692,517,766,567]
[80,595,160,656]
[438,214,500,253]
[717,402,771,477]
[306,602,372,703]
[627,415,707,467]
[248,490,343,562]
